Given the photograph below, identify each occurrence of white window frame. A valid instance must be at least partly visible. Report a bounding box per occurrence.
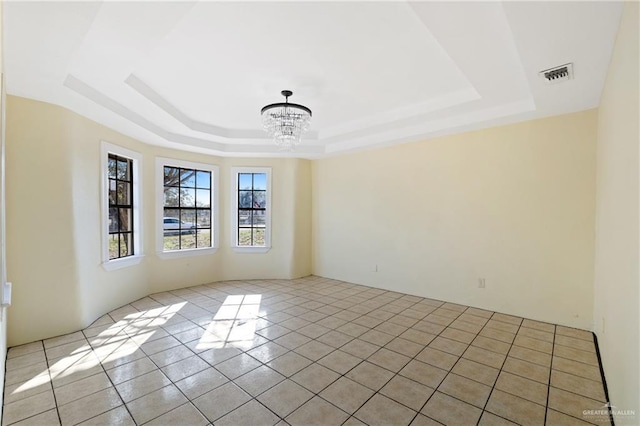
[156,158,219,259]
[101,141,143,271]
[231,167,272,253]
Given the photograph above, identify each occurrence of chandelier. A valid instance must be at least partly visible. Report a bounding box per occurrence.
[261,90,312,150]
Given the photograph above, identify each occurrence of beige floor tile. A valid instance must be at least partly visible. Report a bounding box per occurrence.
[196,346,241,365]
[346,361,395,391]
[521,319,555,333]
[3,377,53,405]
[438,373,492,408]
[148,344,194,367]
[234,365,285,396]
[485,319,520,334]
[193,382,252,422]
[294,340,334,361]
[360,329,395,346]
[501,357,550,384]
[215,353,262,379]
[316,330,353,348]
[448,319,483,334]
[491,313,523,326]
[546,408,595,425]
[495,371,548,405]
[274,332,312,349]
[472,335,511,355]
[428,336,468,356]
[375,321,409,336]
[486,389,545,425]
[12,408,60,426]
[319,377,375,414]
[161,354,210,381]
[44,332,87,350]
[54,371,112,406]
[126,384,188,424]
[549,387,611,422]
[479,327,516,344]
[421,391,482,425]
[368,347,411,372]
[2,390,56,425]
[508,345,552,367]
[5,362,50,388]
[247,342,289,363]
[174,367,228,399]
[513,335,553,354]
[317,350,362,374]
[257,324,292,340]
[452,358,499,386]
[7,342,44,360]
[388,315,419,328]
[268,351,313,377]
[552,356,602,382]
[441,327,477,344]
[415,347,459,371]
[115,369,171,403]
[139,335,182,356]
[380,374,434,411]
[340,339,379,359]
[336,322,369,338]
[291,363,340,393]
[58,387,123,426]
[517,326,554,343]
[399,360,447,388]
[77,406,134,426]
[216,400,280,426]
[287,396,350,426]
[410,414,443,426]
[550,370,606,402]
[458,312,491,324]
[555,335,596,353]
[556,326,593,341]
[106,357,157,385]
[462,345,506,369]
[146,402,208,426]
[355,393,416,426]
[553,345,599,366]
[385,337,424,357]
[423,314,453,327]
[6,351,47,371]
[478,411,518,425]
[258,379,314,418]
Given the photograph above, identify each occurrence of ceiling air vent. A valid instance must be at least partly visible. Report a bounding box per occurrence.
[539,63,573,84]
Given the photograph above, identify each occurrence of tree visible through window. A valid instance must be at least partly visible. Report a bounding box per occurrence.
[108,154,134,259]
[163,166,212,251]
[237,173,267,246]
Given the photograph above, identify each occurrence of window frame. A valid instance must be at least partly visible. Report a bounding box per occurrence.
[156,157,219,258]
[101,142,143,271]
[231,167,272,253]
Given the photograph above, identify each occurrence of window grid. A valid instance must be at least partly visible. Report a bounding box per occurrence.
[237,173,267,246]
[108,154,134,259]
[163,166,212,251]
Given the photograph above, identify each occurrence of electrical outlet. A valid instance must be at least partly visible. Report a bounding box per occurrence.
[478,278,485,288]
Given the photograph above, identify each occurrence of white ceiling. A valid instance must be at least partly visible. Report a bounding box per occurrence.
[3,1,623,158]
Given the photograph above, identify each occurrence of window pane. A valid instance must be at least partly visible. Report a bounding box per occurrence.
[117,159,129,180]
[238,228,252,246]
[239,191,252,208]
[239,173,253,190]
[117,181,130,205]
[108,180,117,205]
[164,188,179,207]
[253,173,267,190]
[181,210,196,229]
[197,230,211,248]
[180,169,196,188]
[119,233,132,257]
[238,210,252,226]
[118,208,131,232]
[164,235,179,251]
[197,210,211,228]
[252,210,266,227]
[196,171,211,189]
[108,208,119,232]
[253,229,266,246]
[195,189,210,207]
[164,209,180,234]
[253,191,266,208]
[108,234,119,259]
[108,158,117,179]
[180,188,195,207]
[181,234,196,249]
[164,166,180,186]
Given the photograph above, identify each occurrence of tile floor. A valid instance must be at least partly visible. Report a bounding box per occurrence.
[2,276,612,426]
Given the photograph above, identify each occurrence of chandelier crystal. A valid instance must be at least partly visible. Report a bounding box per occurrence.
[261,90,312,151]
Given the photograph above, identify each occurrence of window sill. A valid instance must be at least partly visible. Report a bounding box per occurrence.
[232,246,271,254]
[102,255,144,271]
[157,247,218,259]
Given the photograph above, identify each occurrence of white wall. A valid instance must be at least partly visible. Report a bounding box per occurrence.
[593,1,639,420]
[313,110,597,330]
[0,0,8,414]
[5,96,311,346]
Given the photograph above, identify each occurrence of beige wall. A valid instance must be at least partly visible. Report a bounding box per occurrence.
[0,0,8,412]
[593,1,639,420]
[5,95,311,346]
[313,110,597,329]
